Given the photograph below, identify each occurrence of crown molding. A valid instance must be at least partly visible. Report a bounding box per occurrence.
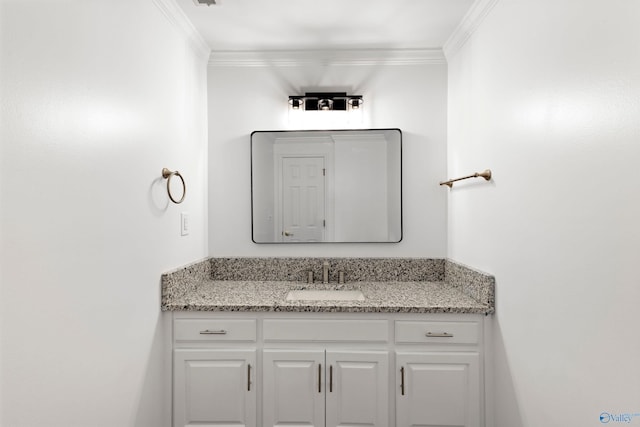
[443,0,500,59]
[208,49,447,67]
[152,0,211,60]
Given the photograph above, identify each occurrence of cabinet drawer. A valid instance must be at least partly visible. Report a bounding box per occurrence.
[395,321,479,345]
[174,319,256,342]
[263,319,388,342]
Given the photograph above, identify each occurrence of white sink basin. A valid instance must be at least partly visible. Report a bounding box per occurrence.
[286,289,365,301]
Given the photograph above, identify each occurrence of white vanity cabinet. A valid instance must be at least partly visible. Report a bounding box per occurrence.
[170,312,486,427]
[262,349,389,427]
[262,349,325,427]
[396,352,480,427]
[262,318,389,427]
[172,318,258,427]
[395,320,483,427]
[325,350,389,427]
[174,349,257,427]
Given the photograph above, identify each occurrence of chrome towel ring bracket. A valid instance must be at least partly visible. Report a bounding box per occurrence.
[162,168,186,204]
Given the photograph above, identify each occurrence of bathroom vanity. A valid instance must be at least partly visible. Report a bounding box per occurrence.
[162,257,494,427]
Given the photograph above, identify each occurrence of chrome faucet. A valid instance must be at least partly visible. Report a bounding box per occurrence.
[322,261,330,284]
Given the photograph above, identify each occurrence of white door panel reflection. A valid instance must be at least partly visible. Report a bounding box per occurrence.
[251,129,402,243]
[281,157,325,242]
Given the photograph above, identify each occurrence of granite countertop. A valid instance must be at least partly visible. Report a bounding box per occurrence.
[161,258,495,314]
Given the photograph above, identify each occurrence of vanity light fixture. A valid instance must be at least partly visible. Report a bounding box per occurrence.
[288,92,364,112]
[348,98,362,109]
[288,97,303,110]
[318,98,334,111]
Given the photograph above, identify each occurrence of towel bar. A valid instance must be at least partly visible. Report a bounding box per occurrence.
[440,169,491,188]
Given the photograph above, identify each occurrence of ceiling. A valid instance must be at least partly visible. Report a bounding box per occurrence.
[175,0,475,51]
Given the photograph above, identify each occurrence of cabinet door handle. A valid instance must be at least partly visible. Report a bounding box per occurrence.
[199,329,227,335]
[318,364,322,393]
[247,364,252,391]
[426,332,453,338]
[329,365,333,392]
[400,366,405,396]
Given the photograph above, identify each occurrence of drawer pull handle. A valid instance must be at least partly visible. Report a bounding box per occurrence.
[199,329,228,335]
[400,366,405,396]
[329,365,333,393]
[426,332,454,338]
[248,364,252,391]
[318,364,322,393]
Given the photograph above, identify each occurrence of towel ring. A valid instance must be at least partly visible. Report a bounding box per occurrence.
[161,168,186,204]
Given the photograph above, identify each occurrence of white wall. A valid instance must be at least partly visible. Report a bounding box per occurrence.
[334,136,388,242]
[447,1,640,426]
[387,135,402,242]
[251,132,276,242]
[208,61,448,256]
[0,1,208,426]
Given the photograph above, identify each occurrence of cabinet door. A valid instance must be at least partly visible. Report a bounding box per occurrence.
[263,349,325,427]
[174,349,256,427]
[396,352,481,427]
[326,350,389,427]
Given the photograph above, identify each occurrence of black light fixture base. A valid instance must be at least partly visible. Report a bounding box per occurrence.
[289,92,363,111]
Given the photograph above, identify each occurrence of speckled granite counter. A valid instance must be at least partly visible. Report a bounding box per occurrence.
[161,258,495,314]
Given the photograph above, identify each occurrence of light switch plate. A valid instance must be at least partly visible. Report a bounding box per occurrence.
[181,212,189,236]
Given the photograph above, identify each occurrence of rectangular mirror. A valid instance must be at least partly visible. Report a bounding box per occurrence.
[251,128,402,243]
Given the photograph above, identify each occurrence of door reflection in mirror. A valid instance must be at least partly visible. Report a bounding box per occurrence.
[251,129,402,243]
